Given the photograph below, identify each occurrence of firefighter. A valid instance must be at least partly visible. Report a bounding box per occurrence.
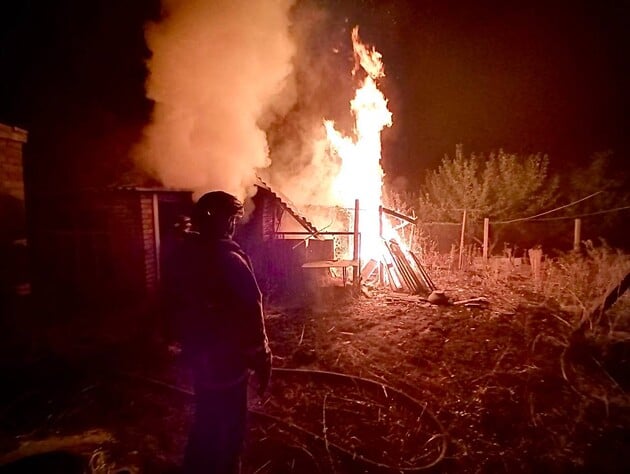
[175,190,272,474]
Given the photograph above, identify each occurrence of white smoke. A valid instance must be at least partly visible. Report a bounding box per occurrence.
[135,0,296,200]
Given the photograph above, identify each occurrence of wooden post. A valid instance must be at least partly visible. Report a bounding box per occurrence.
[378,205,384,286]
[353,199,360,287]
[529,247,543,287]
[483,217,489,263]
[573,218,582,251]
[458,209,467,270]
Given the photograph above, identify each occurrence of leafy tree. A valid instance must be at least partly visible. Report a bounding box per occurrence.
[418,145,559,223]
[414,145,561,253]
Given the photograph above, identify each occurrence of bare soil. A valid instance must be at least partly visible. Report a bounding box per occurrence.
[1,272,629,473]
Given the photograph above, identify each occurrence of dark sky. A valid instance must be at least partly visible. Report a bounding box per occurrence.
[345,1,629,177]
[0,0,627,188]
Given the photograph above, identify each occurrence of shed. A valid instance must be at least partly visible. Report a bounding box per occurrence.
[236,182,335,298]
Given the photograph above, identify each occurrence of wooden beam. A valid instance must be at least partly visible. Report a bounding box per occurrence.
[381,206,417,225]
[573,218,582,251]
[353,199,361,287]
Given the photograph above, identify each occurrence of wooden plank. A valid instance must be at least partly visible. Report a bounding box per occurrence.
[381,206,417,225]
[361,259,379,280]
[302,259,358,269]
[409,250,437,292]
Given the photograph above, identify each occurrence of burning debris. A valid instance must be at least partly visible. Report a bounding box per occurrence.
[302,27,445,301]
[324,26,393,264]
[138,3,447,302]
[130,0,448,301]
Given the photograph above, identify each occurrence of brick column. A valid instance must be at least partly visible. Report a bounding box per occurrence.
[0,123,29,297]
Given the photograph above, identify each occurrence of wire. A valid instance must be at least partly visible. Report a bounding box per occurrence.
[494,191,604,224]
[416,221,462,226]
[531,205,630,221]
[421,199,628,225]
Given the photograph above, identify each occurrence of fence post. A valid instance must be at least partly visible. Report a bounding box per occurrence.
[458,209,467,270]
[573,218,582,251]
[529,247,543,288]
[353,199,360,287]
[378,205,384,286]
[483,217,489,264]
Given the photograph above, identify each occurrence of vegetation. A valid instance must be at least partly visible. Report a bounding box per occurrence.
[565,152,628,212]
[561,152,630,247]
[417,144,559,223]
[384,146,630,253]
[543,241,630,331]
[3,235,628,473]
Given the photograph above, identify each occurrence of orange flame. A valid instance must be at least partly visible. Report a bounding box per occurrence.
[325,26,393,261]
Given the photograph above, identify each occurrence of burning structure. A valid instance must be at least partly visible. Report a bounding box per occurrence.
[258,27,435,296]
[236,180,335,298]
[21,20,437,313]
[224,27,435,299]
[132,1,437,299]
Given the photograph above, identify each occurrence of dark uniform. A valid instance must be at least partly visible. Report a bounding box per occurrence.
[172,192,271,474]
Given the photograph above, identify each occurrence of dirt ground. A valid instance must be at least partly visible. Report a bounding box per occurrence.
[1,270,629,473]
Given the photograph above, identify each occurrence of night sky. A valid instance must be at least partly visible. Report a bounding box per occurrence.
[344,1,629,178]
[0,0,627,189]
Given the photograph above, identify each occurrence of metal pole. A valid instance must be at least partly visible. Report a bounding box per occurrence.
[379,205,384,286]
[353,199,360,287]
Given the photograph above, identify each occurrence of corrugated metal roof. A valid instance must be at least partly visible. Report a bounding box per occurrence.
[255,178,321,237]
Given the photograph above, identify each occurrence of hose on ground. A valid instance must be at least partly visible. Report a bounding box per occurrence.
[120,367,447,472]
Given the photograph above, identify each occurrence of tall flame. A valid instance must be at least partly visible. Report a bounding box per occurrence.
[325,27,393,261]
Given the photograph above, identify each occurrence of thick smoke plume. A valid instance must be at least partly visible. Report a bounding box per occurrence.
[264,1,360,210]
[135,0,296,199]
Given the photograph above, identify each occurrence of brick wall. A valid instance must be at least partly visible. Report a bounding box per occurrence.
[0,123,29,297]
[0,123,27,202]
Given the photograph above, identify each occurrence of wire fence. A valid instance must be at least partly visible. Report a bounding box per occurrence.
[415,201,630,263]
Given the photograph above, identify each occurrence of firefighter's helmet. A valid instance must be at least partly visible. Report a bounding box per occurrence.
[192,191,244,236]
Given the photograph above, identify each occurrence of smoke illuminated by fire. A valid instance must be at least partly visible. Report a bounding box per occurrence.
[325,27,393,261]
[135,0,399,263]
[134,0,296,200]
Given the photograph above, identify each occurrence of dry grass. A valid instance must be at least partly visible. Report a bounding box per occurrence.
[541,241,630,331]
